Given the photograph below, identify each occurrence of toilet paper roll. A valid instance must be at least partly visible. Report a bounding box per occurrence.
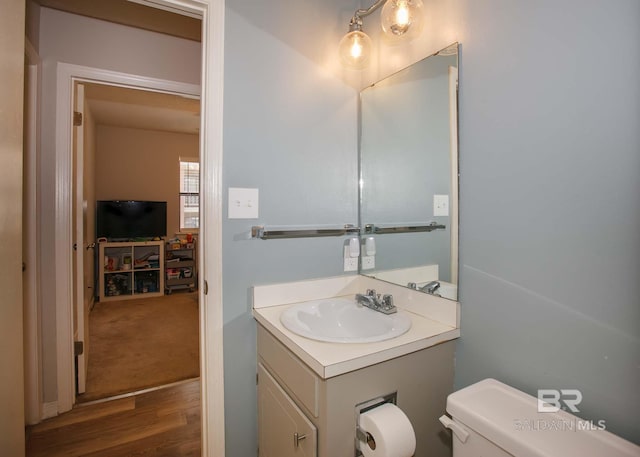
[359,403,416,457]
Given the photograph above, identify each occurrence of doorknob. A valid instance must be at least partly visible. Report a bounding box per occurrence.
[86,242,96,250]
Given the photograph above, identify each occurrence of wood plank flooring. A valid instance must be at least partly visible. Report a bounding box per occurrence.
[26,379,201,456]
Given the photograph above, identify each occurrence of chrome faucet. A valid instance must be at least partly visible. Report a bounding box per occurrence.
[407,281,441,295]
[421,281,441,295]
[355,289,397,314]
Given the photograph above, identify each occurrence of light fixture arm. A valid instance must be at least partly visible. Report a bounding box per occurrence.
[349,0,387,31]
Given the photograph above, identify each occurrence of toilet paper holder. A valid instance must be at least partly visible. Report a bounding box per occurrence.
[354,392,398,456]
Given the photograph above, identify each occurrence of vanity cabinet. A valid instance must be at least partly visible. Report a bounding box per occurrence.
[257,325,455,457]
[258,363,317,457]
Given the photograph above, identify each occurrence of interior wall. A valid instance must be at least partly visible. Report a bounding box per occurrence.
[37,6,201,404]
[0,0,26,454]
[95,125,199,238]
[25,0,40,53]
[28,0,639,451]
[361,0,639,444]
[222,0,640,452]
[222,1,360,455]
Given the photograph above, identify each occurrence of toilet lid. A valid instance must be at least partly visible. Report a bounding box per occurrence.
[446,379,639,457]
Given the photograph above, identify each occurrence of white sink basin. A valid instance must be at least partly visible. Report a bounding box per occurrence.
[280,297,412,343]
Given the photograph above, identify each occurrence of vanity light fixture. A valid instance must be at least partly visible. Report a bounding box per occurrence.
[338,0,424,69]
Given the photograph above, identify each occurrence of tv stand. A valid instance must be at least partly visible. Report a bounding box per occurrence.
[98,241,165,302]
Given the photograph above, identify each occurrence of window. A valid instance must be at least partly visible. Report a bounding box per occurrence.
[179,158,199,231]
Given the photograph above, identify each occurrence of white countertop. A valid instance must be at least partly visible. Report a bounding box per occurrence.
[252,276,460,379]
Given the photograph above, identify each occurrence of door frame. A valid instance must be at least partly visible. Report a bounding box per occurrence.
[55,62,201,411]
[53,1,225,455]
[24,37,42,426]
[73,82,87,395]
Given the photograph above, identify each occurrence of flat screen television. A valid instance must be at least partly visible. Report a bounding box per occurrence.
[96,200,167,240]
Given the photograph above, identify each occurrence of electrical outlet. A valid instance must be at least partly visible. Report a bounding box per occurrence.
[361,256,375,270]
[344,246,358,272]
[344,257,358,272]
[433,194,449,216]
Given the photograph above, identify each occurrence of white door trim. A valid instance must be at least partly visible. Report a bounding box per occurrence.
[24,38,43,426]
[73,83,86,395]
[55,63,201,412]
[54,2,225,456]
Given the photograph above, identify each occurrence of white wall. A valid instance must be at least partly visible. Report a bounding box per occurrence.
[0,1,26,454]
[37,7,201,403]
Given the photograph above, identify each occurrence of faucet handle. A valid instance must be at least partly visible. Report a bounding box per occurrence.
[366,289,376,297]
[382,294,394,307]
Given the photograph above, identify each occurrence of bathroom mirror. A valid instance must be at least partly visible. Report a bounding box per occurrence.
[359,43,459,300]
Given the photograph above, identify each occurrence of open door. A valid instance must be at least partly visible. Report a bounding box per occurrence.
[72,82,89,395]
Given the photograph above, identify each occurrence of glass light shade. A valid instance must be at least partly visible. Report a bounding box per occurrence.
[380,0,424,39]
[339,30,373,69]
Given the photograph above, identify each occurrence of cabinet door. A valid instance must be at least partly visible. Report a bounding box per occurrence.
[258,363,317,457]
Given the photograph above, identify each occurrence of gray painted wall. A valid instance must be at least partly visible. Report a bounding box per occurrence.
[452,0,640,444]
[223,0,639,453]
[222,3,359,456]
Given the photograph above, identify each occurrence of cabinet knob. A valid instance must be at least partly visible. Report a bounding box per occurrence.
[293,432,306,447]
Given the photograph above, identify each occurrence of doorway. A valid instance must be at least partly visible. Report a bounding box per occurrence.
[44,1,226,455]
[73,81,202,403]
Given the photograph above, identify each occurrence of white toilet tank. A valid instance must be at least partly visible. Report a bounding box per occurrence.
[440,378,640,457]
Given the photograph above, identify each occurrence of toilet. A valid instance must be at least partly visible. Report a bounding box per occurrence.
[439,378,640,457]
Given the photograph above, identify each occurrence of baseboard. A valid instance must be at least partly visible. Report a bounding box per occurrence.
[42,401,58,420]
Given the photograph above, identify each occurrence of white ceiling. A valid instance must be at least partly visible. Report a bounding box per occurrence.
[83,83,200,135]
[33,0,201,42]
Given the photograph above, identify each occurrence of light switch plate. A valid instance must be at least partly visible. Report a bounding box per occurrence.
[433,194,449,217]
[228,188,259,219]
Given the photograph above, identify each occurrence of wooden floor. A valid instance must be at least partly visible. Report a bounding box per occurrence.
[26,379,201,457]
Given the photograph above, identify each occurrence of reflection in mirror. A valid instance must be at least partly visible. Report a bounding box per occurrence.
[359,43,459,300]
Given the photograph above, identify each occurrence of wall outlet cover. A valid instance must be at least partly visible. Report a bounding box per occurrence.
[433,194,449,217]
[361,256,375,270]
[344,257,358,272]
